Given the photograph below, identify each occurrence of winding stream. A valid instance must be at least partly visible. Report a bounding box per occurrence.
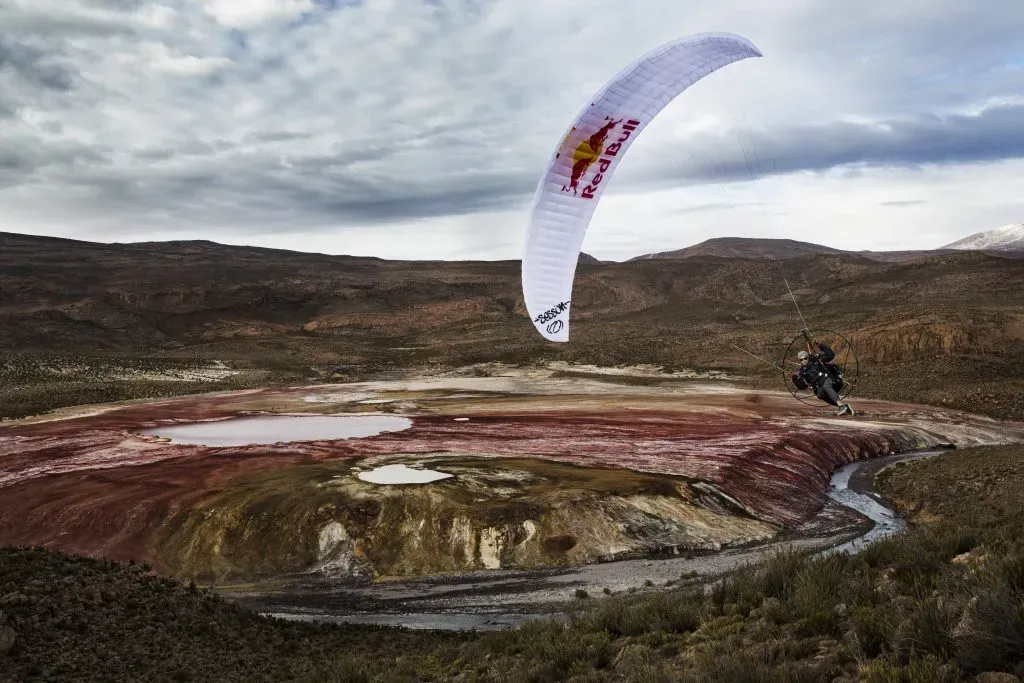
[821,448,945,556]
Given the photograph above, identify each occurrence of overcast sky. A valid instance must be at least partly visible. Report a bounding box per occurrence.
[1,0,1023,261]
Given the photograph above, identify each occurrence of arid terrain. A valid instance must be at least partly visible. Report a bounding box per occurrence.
[2,231,1024,681]
[5,366,1021,586]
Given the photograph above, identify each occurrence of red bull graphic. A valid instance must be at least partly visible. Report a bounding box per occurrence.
[555,116,640,199]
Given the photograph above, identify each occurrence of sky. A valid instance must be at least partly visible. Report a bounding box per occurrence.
[1,0,1023,261]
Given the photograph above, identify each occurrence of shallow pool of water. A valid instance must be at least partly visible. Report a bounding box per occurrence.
[356,463,453,485]
[139,414,412,446]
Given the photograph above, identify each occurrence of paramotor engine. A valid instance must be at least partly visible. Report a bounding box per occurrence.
[781,328,860,406]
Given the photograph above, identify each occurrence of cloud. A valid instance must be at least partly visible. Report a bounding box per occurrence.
[879,200,925,208]
[0,38,79,92]
[672,202,766,215]
[0,0,1022,259]
[133,42,232,75]
[0,0,141,37]
[628,103,1024,188]
[203,0,315,29]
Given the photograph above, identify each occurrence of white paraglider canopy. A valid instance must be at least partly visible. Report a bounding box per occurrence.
[521,32,762,342]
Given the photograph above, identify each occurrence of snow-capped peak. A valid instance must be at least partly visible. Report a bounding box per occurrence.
[942,223,1024,251]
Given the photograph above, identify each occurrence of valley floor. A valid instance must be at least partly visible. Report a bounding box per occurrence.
[2,359,1024,681]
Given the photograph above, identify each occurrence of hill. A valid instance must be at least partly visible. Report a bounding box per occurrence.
[1,230,1023,421]
[577,252,609,264]
[628,235,1020,262]
[630,237,848,261]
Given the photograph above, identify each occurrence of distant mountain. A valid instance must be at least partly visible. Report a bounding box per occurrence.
[577,252,605,265]
[942,223,1024,253]
[629,237,847,261]
[628,232,1024,263]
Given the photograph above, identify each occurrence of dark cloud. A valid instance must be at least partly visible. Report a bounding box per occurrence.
[636,103,1024,187]
[15,100,1024,231]
[0,136,108,179]
[312,0,358,9]
[0,149,33,172]
[672,202,764,214]
[0,6,138,37]
[130,148,177,162]
[36,137,531,227]
[0,38,78,92]
[81,0,143,10]
[129,139,223,162]
[304,184,528,224]
[217,166,528,225]
[245,130,315,144]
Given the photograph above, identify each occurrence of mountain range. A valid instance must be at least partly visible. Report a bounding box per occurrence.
[0,221,1020,362]
[1,222,1023,423]
[626,223,1024,262]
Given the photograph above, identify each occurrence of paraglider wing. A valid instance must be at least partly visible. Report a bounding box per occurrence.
[521,32,762,342]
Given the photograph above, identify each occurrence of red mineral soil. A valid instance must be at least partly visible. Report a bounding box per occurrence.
[1,365,1022,581]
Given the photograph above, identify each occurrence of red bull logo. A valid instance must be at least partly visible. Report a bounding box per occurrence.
[555,116,640,199]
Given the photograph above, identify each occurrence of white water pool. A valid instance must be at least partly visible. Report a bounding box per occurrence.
[139,414,412,446]
[356,463,454,485]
